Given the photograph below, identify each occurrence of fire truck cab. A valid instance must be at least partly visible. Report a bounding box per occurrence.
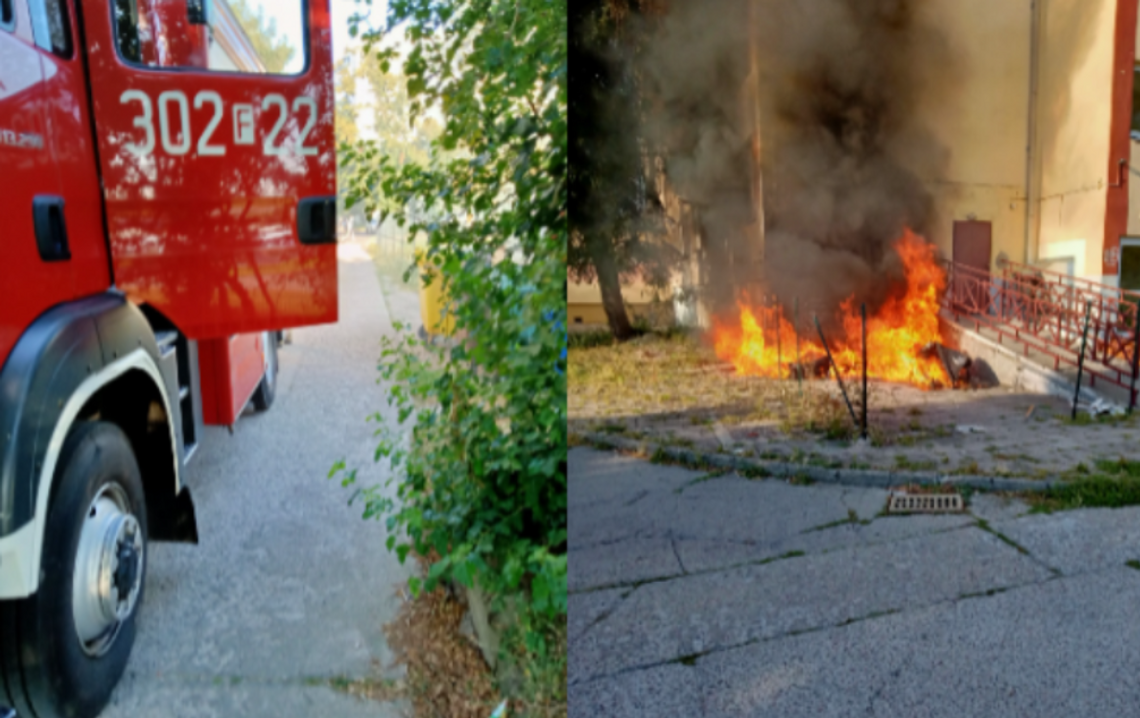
[0,0,337,715]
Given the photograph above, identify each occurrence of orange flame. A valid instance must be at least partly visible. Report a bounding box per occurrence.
[713,228,950,388]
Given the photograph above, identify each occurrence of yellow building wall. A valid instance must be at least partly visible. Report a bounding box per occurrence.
[913,0,1031,271]
[1033,0,1116,281]
[567,278,671,327]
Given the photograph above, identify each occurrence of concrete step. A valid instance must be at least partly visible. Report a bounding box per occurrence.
[940,312,1137,409]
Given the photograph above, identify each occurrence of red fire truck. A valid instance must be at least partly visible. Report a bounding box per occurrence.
[0,0,337,715]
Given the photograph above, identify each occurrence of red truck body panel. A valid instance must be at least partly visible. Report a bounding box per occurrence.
[198,333,265,426]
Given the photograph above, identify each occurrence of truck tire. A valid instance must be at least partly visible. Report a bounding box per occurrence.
[252,330,278,412]
[0,421,148,718]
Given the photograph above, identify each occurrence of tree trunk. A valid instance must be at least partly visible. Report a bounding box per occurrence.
[587,234,635,340]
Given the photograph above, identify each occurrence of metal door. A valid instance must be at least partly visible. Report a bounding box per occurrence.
[951,220,992,314]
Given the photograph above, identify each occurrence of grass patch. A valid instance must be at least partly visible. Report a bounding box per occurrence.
[497,607,567,718]
[596,423,628,435]
[739,464,772,479]
[1025,475,1140,513]
[568,329,615,349]
[1093,457,1140,477]
[952,460,982,476]
[894,455,938,472]
[1127,560,1140,571]
[649,447,708,471]
[807,453,843,469]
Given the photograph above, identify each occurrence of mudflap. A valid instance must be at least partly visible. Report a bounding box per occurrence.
[150,486,199,544]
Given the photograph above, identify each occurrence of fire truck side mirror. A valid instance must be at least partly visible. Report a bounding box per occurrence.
[187,0,211,25]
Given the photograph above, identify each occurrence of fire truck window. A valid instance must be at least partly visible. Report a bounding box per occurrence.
[114,0,142,63]
[43,0,72,56]
[1,0,13,31]
[114,0,307,75]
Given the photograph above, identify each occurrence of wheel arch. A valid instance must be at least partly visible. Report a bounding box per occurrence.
[0,294,196,600]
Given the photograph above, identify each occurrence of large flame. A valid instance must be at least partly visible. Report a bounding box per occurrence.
[713,229,950,388]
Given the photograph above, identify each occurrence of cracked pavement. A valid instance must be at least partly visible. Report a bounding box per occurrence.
[569,447,1140,716]
[100,251,414,717]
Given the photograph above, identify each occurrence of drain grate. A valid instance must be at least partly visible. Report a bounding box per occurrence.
[887,492,964,514]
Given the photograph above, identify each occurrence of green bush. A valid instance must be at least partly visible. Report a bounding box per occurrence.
[332,0,568,626]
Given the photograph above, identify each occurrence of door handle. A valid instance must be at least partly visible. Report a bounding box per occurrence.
[297,196,337,245]
[32,195,71,262]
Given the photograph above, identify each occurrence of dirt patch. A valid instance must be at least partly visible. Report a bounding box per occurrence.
[385,583,501,718]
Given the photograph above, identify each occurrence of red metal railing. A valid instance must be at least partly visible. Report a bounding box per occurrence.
[941,260,1140,407]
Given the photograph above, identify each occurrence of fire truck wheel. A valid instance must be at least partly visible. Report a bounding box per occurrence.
[0,421,147,718]
[252,330,278,412]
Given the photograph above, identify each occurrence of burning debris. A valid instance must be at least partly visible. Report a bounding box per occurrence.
[917,343,999,390]
[713,228,999,392]
[714,229,960,389]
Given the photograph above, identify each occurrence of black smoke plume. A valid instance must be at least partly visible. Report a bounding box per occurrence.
[641,0,955,322]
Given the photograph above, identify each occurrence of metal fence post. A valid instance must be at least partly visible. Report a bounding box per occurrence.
[814,315,858,429]
[1072,300,1093,420]
[861,303,868,440]
[1129,301,1140,413]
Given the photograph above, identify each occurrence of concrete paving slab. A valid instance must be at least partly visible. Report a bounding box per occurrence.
[568,537,683,592]
[570,526,1050,682]
[568,664,702,718]
[104,256,416,711]
[992,506,1140,575]
[568,447,706,508]
[968,492,1030,523]
[571,569,1140,717]
[676,512,975,574]
[672,477,889,543]
[569,588,627,642]
[569,482,682,549]
[699,568,1140,717]
[104,679,404,718]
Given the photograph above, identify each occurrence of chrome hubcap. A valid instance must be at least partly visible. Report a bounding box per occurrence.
[72,483,144,657]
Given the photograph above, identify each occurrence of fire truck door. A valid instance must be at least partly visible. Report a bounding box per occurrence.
[0,0,72,368]
[78,0,337,339]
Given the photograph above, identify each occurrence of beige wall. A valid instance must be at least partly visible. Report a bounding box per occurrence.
[915,0,1116,281]
[915,0,1031,271]
[1033,0,1116,281]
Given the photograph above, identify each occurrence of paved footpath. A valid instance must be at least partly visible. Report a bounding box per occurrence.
[103,247,413,717]
[569,447,1140,717]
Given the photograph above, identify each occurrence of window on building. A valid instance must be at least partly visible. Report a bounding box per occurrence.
[114,0,306,75]
[1,0,14,30]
